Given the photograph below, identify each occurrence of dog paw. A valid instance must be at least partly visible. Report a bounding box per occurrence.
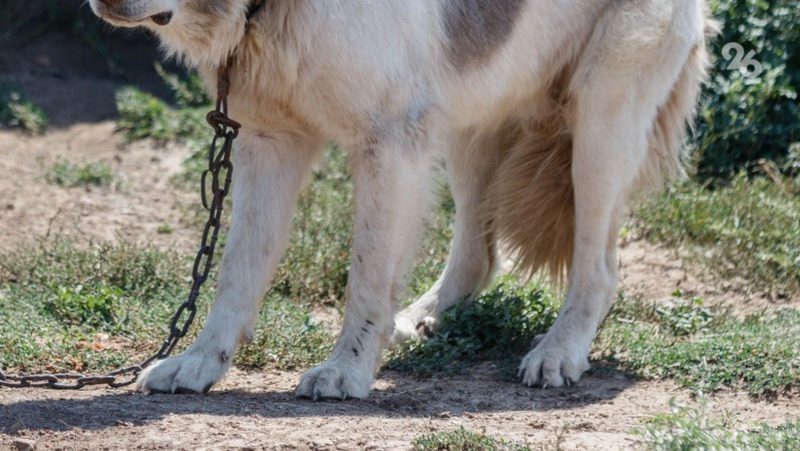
[296,359,373,401]
[518,334,591,388]
[136,348,232,395]
[391,314,438,345]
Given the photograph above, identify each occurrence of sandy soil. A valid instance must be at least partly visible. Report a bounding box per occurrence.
[3,367,799,451]
[1,23,799,451]
[0,125,196,254]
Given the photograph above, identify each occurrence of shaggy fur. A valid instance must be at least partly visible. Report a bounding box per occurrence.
[89,0,712,398]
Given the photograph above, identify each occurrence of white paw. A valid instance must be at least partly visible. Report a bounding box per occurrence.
[296,358,373,401]
[391,314,438,345]
[136,348,233,394]
[518,333,591,388]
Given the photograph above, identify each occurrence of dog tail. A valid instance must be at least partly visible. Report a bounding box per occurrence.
[483,31,711,284]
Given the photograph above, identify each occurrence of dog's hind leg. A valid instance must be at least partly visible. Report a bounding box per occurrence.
[519,1,706,388]
[137,129,322,394]
[297,136,435,400]
[392,131,505,343]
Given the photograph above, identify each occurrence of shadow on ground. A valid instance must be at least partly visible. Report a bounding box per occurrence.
[0,368,636,434]
[0,3,182,127]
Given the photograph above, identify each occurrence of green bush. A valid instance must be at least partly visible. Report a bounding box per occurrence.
[697,0,800,179]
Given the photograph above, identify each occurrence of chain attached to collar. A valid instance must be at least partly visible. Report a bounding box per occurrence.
[0,63,240,391]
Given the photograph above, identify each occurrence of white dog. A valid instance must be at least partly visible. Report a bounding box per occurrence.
[90,0,711,399]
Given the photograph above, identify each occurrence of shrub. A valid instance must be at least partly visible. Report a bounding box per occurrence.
[696,0,800,179]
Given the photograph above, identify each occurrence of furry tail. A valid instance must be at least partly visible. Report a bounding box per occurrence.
[483,35,710,283]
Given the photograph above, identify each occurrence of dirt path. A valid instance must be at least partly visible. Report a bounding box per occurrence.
[3,367,799,451]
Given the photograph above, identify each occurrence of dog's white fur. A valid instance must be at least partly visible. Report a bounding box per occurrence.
[90,0,710,398]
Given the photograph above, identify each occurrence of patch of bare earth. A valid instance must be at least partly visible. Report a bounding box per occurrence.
[618,238,799,314]
[3,368,799,451]
[0,126,196,254]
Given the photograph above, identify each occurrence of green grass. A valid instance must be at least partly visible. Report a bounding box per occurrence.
[157,224,174,235]
[115,63,209,145]
[387,278,558,378]
[46,160,117,188]
[596,293,800,396]
[386,282,800,396]
[641,401,800,450]
[115,86,207,145]
[0,240,190,372]
[114,64,213,189]
[0,86,47,134]
[0,239,333,373]
[237,296,333,370]
[413,427,533,451]
[154,63,210,108]
[636,173,800,295]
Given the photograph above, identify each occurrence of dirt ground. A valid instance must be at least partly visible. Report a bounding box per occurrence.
[1,25,799,451]
[2,367,799,451]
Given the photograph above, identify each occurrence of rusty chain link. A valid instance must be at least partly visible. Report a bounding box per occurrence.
[0,62,240,391]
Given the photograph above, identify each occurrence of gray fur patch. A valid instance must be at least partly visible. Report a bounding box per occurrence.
[442,0,526,68]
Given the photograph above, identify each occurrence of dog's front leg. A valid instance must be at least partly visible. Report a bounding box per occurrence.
[297,140,433,400]
[137,130,321,394]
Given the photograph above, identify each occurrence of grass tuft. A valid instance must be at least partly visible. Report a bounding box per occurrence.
[0,239,334,374]
[237,297,333,370]
[115,86,206,144]
[0,239,191,372]
[413,427,532,451]
[387,278,558,377]
[45,160,116,188]
[641,400,800,450]
[0,86,47,134]
[636,174,800,295]
[597,293,800,396]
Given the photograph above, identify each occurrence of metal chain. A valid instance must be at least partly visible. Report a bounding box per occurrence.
[0,63,240,390]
